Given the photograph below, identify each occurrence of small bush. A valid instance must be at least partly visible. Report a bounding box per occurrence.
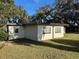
[0,28,8,41]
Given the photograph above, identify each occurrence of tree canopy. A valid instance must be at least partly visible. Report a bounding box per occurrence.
[31,5,54,24]
[0,0,28,20]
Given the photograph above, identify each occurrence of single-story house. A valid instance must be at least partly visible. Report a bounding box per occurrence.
[6,22,67,41]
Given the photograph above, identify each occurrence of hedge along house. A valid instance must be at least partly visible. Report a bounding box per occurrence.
[6,18,67,41]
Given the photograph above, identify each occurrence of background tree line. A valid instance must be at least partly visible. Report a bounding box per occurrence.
[0,0,28,20]
[0,0,79,32]
[31,0,79,32]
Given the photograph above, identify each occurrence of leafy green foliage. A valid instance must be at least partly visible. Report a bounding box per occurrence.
[32,5,54,24]
[0,0,28,20]
[56,0,79,23]
[0,28,8,41]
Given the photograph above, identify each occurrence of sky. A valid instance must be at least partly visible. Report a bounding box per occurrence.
[14,0,55,16]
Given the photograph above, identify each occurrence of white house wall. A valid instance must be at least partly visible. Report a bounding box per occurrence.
[8,26,24,40]
[24,26,38,41]
[54,26,65,38]
[8,25,65,41]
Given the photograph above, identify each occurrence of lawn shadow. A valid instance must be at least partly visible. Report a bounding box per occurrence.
[9,38,79,53]
[51,39,79,48]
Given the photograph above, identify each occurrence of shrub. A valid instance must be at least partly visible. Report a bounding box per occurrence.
[0,28,8,41]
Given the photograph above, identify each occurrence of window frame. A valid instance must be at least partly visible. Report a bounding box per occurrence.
[55,27,61,33]
[14,28,19,33]
[43,26,51,34]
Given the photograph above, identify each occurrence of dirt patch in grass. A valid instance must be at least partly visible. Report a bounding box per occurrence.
[0,41,5,49]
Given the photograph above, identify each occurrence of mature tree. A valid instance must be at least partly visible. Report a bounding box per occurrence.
[0,0,28,20]
[56,0,79,32]
[32,5,54,24]
[56,0,79,22]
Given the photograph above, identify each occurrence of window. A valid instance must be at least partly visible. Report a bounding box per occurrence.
[15,28,19,33]
[55,27,61,33]
[43,26,51,34]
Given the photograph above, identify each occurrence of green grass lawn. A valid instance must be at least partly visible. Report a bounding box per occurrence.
[0,33,79,59]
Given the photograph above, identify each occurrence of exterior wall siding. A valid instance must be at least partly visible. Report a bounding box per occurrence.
[8,25,65,41]
[24,26,38,41]
[37,25,43,41]
[8,26,24,40]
